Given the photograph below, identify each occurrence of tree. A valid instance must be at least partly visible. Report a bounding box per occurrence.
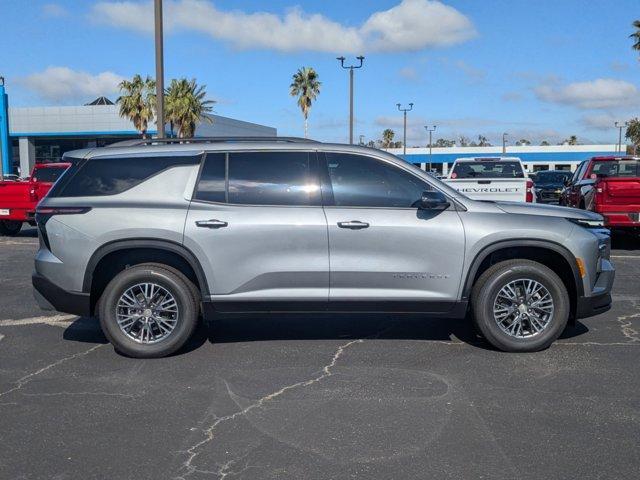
[458,135,470,147]
[289,67,321,138]
[381,129,395,148]
[478,135,491,146]
[434,138,455,147]
[631,20,640,55]
[626,118,640,154]
[393,141,403,148]
[540,140,550,146]
[165,78,215,138]
[116,74,156,138]
[516,138,531,146]
[567,135,578,145]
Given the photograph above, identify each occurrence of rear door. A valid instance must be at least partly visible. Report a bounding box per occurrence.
[321,151,465,308]
[184,150,329,306]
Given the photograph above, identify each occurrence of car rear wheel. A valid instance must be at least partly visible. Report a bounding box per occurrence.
[99,264,199,358]
[471,259,569,352]
[0,220,22,236]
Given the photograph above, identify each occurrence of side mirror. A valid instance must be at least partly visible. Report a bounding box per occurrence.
[419,190,450,211]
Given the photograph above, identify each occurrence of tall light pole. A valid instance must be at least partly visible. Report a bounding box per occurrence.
[502,132,509,154]
[397,103,413,155]
[615,121,629,153]
[425,125,436,172]
[154,0,165,139]
[337,56,364,144]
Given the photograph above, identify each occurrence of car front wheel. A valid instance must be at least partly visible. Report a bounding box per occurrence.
[471,259,570,352]
[99,264,199,358]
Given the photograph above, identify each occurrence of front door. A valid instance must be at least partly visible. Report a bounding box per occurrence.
[184,150,329,306]
[320,152,465,309]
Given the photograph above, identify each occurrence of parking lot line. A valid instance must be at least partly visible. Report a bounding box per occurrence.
[0,314,76,328]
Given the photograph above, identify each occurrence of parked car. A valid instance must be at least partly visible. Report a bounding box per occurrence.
[0,162,71,236]
[560,156,640,231]
[534,170,573,204]
[33,138,613,357]
[444,157,535,202]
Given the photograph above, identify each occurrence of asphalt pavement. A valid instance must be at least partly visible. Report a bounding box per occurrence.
[1,228,639,480]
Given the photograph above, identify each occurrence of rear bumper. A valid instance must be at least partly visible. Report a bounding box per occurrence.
[575,259,615,320]
[32,272,91,317]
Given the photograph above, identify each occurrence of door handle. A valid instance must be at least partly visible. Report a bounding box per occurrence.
[195,219,228,229]
[337,220,370,229]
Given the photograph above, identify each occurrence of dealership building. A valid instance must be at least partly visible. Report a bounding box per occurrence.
[386,144,621,174]
[0,84,276,177]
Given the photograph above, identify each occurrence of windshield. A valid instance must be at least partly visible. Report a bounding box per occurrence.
[535,171,571,183]
[451,161,524,179]
[591,159,640,178]
[31,166,68,183]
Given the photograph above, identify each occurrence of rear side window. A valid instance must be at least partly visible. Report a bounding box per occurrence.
[194,151,320,206]
[451,161,524,179]
[31,166,67,183]
[53,154,201,197]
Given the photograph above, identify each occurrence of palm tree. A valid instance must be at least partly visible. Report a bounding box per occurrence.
[165,78,215,138]
[382,128,395,148]
[631,20,640,55]
[289,67,321,138]
[626,118,640,154]
[116,74,156,138]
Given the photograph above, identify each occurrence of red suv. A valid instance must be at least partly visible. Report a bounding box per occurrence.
[560,156,640,231]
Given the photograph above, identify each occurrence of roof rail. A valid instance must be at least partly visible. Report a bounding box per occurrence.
[106,136,320,148]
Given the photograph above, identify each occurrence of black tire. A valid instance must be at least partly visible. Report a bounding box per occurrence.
[99,264,199,358]
[0,220,22,236]
[471,259,570,352]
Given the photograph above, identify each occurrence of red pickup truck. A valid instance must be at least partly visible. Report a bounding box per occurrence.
[0,162,71,236]
[560,156,640,231]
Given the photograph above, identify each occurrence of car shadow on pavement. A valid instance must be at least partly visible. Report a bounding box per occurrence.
[611,231,640,250]
[61,313,591,356]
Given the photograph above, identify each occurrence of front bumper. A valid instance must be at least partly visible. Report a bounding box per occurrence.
[32,272,91,317]
[575,258,615,319]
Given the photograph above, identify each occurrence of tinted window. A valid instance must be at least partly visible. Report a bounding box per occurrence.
[56,154,200,197]
[534,171,572,184]
[227,152,319,206]
[591,159,640,178]
[31,166,68,183]
[451,161,524,179]
[194,153,226,203]
[325,153,430,208]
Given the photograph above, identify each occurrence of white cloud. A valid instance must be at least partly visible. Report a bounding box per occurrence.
[91,0,476,53]
[580,113,627,131]
[42,3,69,17]
[534,78,640,110]
[398,66,419,81]
[23,67,125,103]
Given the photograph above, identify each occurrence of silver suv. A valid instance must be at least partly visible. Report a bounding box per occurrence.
[33,137,614,357]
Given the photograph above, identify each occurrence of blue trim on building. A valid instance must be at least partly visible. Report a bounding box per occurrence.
[398,151,619,164]
[9,130,157,138]
[0,85,11,174]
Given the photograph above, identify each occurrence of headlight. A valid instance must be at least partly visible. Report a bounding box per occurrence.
[567,218,605,229]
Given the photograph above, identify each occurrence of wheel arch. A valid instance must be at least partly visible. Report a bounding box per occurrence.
[84,239,209,313]
[462,240,584,319]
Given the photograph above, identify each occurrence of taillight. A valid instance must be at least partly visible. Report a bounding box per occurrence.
[594,180,606,208]
[29,186,38,202]
[526,179,534,202]
[35,207,91,251]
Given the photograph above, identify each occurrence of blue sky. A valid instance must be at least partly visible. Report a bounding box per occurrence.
[1,0,639,145]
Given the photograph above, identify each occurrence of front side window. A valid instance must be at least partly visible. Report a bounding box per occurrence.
[194,151,320,206]
[325,153,430,208]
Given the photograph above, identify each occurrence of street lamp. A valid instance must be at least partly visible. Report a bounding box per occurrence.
[154,0,165,139]
[615,121,629,153]
[397,103,413,155]
[424,125,436,172]
[502,132,509,154]
[337,56,365,144]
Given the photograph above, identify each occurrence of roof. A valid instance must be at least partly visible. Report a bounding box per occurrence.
[84,96,115,106]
